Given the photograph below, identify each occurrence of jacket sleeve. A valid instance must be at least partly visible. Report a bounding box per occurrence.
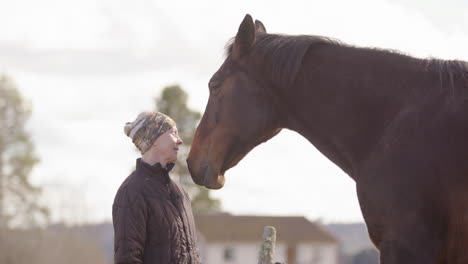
[113,186,148,264]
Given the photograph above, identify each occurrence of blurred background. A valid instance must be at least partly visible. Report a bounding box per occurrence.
[0,0,467,263]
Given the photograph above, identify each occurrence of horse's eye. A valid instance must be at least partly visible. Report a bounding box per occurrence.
[208,78,221,95]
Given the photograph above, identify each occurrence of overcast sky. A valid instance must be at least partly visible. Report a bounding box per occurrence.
[1,0,467,224]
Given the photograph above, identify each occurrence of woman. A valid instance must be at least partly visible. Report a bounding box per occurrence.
[113,111,200,264]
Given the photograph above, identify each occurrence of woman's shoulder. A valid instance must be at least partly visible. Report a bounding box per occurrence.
[113,172,147,206]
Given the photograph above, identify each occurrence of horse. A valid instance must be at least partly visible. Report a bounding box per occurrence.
[186,14,468,264]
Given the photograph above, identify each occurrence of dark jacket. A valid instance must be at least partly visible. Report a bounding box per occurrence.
[113,158,200,264]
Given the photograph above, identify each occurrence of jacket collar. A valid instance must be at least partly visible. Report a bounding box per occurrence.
[135,158,175,182]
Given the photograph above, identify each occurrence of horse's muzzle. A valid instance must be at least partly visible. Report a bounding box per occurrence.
[187,158,225,189]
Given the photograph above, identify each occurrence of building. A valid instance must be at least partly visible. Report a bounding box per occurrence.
[195,213,339,264]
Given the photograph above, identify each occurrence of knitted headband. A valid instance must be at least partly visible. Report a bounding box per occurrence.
[124,111,176,154]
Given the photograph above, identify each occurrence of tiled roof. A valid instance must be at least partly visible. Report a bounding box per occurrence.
[194,213,338,244]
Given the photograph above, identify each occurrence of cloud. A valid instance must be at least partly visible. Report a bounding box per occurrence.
[0,40,208,76]
[0,0,220,76]
[387,0,468,33]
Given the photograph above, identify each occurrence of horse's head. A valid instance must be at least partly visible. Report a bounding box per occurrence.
[187,15,281,189]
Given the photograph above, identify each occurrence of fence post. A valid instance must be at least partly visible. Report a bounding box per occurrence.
[258,226,277,264]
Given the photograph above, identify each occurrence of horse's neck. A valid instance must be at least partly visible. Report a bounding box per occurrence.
[278,44,431,177]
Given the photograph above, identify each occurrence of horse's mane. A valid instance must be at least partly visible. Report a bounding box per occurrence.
[226,33,468,92]
[426,59,468,96]
[226,34,340,87]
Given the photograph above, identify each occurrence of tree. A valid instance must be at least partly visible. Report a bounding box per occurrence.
[0,74,47,227]
[155,84,221,213]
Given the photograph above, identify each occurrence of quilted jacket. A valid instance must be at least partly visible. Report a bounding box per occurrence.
[113,158,200,264]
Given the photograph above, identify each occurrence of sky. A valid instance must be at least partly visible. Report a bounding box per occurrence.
[1,0,467,224]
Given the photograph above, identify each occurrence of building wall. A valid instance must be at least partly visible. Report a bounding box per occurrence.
[203,242,259,264]
[274,243,287,263]
[200,241,337,264]
[296,243,338,264]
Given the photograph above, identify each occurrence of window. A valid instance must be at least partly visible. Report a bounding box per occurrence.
[223,247,236,262]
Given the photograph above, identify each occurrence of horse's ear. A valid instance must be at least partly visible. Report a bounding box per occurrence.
[255,20,267,33]
[233,14,255,59]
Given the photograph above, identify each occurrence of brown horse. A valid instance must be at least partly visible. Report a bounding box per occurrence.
[187,14,468,263]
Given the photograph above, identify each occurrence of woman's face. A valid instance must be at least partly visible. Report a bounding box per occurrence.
[153,127,183,163]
